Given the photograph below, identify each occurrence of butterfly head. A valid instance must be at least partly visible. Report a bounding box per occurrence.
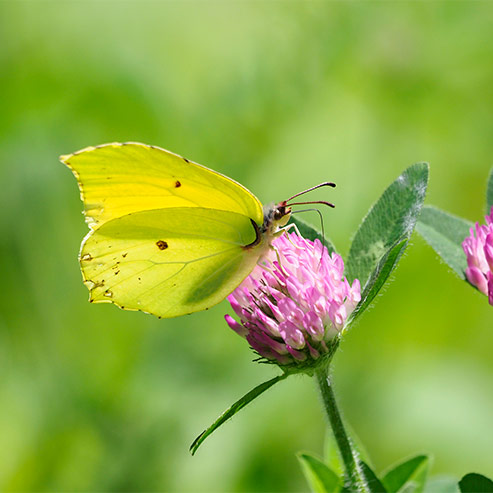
[262,202,292,236]
[253,182,337,250]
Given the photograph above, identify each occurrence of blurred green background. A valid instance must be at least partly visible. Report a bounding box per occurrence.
[1,1,492,491]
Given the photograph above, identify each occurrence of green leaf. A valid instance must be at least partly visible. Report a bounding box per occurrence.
[361,461,388,493]
[416,206,473,280]
[190,373,288,455]
[289,215,336,254]
[423,476,459,493]
[487,167,493,215]
[298,452,342,493]
[346,163,429,285]
[459,473,493,493]
[348,239,408,324]
[381,455,430,493]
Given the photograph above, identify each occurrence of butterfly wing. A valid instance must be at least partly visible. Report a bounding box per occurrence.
[80,207,262,318]
[60,142,264,228]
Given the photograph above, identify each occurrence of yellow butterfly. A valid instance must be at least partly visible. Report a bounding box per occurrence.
[61,142,298,318]
[62,142,335,318]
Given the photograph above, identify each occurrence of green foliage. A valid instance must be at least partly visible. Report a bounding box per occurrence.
[417,169,493,285]
[300,453,435,493]
[346,163,429,286]
[487,168,493,215]
[298,453,341,493]
[190,374,287,455]
[345,164,428,326]
[349,239,407,324]
[360,461,388,493]
[297,453,387,493]
[416,206,472,280]
[459,473,493,493]
[381,455,430,493]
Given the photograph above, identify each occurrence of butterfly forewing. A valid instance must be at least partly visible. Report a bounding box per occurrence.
[61,142,264,229]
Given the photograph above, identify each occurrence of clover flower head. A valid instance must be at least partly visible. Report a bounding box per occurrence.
[462,206,493,305]
[225,232,361,367]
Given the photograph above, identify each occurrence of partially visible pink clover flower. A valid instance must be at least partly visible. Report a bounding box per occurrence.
[463,206,493,305]
[225,232,361,367]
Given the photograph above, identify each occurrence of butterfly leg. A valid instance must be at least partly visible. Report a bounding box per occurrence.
[269,244,290,277]
[279,223,307,252]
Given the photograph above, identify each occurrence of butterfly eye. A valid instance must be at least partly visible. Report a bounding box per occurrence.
[274,206,286,221]
[273,204,292,226]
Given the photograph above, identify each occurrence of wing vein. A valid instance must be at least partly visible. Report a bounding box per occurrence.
[87,245,240,284]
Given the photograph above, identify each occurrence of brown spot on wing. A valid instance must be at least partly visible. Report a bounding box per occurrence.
[175,180,181,188]
[156,240,168,250]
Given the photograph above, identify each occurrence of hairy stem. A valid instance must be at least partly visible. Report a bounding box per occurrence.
[315,366,369,492]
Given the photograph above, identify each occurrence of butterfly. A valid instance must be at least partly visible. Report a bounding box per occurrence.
[61,142,334,318]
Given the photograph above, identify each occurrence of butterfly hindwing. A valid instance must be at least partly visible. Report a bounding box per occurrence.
[80,207,262,318]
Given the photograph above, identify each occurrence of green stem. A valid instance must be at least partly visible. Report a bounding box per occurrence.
[315,365,369,493]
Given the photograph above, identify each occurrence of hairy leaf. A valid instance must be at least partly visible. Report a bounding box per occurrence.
[349,239,407,324]
[346,163,428,286]
[416,206,472,280]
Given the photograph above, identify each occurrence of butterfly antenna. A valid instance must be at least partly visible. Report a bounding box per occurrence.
[287,200,335,209]
[286,182,336,203]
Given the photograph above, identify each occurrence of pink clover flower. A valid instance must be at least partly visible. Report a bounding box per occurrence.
[463,206,493,305]
[225,232,361,367]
